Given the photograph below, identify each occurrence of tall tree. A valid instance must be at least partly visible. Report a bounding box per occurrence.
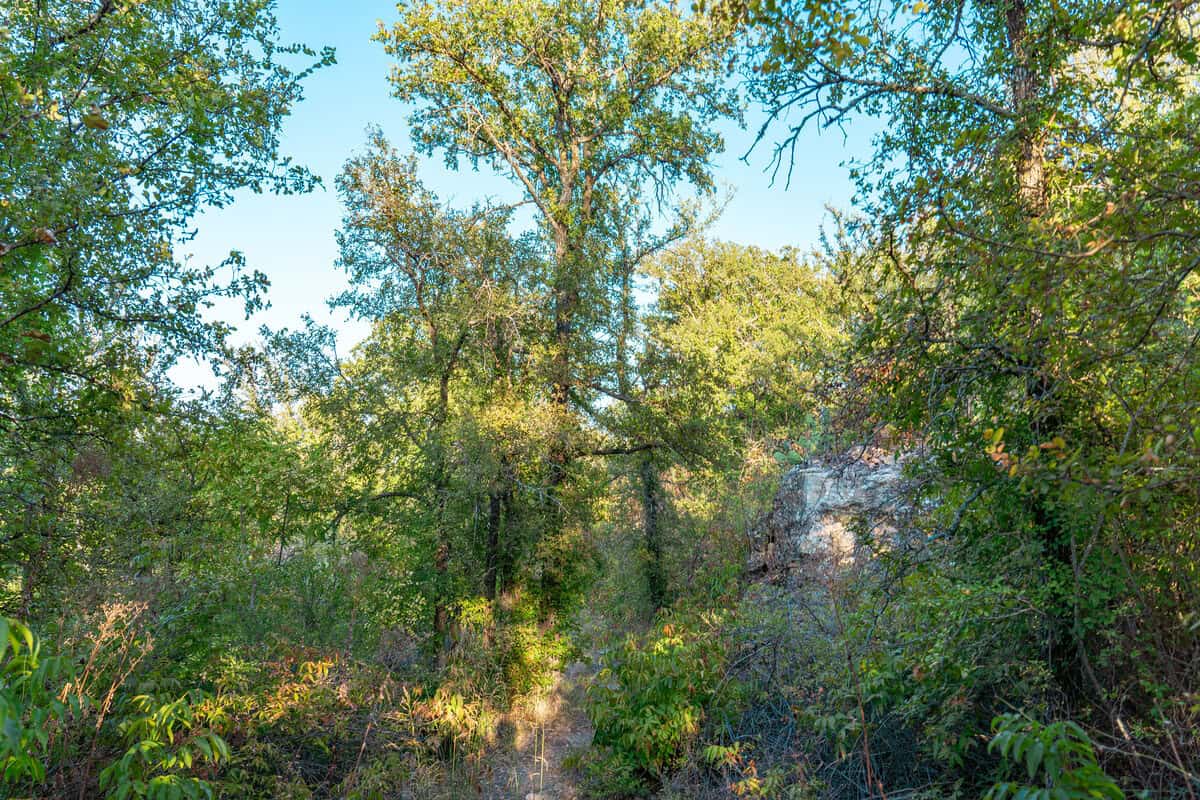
[570,236,846,609]
[0,0,330,615]
[315,134,545,638]
[375,0,740,514]
[740,0,1200,780]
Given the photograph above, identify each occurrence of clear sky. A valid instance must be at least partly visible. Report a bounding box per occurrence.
[172,0,874,388]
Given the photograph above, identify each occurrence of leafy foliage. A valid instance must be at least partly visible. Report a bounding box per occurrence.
[99,695,229,800]
[585,614,734,796]
[0,617,65,784]
[0,0,331,620]
[987,714,1123,800]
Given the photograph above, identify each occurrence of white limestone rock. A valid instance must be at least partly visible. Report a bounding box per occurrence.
[758,451,910,570]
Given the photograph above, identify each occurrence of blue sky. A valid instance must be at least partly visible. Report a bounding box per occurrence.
[172,0,874,387]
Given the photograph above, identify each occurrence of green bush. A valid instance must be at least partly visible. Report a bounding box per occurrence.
[99,693,229,800]
[584,612,733,797]
[0,614,229,799]
[0,617,68,784]
[986,714,1123,800]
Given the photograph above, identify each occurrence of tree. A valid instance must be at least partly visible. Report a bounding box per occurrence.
[630,238,844,603]
[376,0,739,511]
[740,0,1200,786]
[644,239,843,447]
[309,134,550,639]
[0,0,331,616]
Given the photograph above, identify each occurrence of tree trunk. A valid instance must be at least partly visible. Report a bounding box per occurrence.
[429,459,454,660]
[640,454,666,611]
[1004,0,1046,216]
[484,478,512,602]
[20,556,38,620]
[550,227,579,421]
[1003,0,1092,701]
[538,227,581,613]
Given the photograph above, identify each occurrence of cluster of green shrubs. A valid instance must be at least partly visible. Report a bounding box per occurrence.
[449,594,575,699]
[577,569,1134,800]
[0,591,574,800]
[582,611,738,797]
[0,613,228,799]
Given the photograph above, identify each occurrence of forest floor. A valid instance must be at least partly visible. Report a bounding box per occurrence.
[483,657,597,800]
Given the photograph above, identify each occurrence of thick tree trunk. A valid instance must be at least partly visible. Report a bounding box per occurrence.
[1002,0,1094,702]
[538,227,581,613]
[550,228,579,421]
[1004,0,1046,216]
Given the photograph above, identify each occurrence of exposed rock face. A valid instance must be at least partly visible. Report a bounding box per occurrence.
[757,450,910,572]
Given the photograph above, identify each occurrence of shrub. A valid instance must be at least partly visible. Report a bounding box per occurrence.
[584,612,733,797]
[0,613,229,799]
[99,694,230,800]
[986,713,1123,800]
[0,617,68,784]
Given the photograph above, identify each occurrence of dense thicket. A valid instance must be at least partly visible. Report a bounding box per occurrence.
[732,0,1200,795]
[1,0,1196,798]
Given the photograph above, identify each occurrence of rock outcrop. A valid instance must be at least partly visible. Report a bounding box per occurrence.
[756,450,910,573]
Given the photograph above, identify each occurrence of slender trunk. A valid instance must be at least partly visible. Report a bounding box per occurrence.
[433,533,451,666]
[640,454,666,611]
[20,556,37,619]
[615,242,634,394]
[276,493,292,567]
[18,501,35,617]
[20,494,54,619]
[427,328,463,655]
[430,457,454,661]
[484,483,505,602]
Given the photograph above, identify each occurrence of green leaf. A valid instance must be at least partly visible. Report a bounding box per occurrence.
[1025,739,1044,779]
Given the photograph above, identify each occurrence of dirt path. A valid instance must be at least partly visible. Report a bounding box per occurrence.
[484,659,596,800]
